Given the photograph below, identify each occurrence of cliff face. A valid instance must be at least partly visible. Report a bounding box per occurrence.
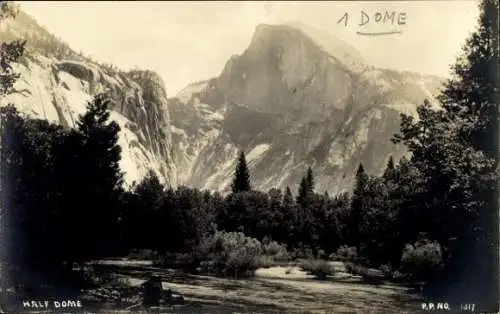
[2,55,177,187]
[1,11,177,186]
[2,11,445,194]
[168,24,444,195]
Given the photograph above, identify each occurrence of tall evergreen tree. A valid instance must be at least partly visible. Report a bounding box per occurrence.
[392,1,498,309]
[0,2,28,290]
[305,167,314,194]
[382,155,395,180]
[349,163,369,247]
[436,0,497,308]
[68,94,123,260]
[231,151,251,193]
[297,168,315,207]
[296,177,309,208]
[281,186,297,246]
[132,170,164,250]
[438,0,498,159]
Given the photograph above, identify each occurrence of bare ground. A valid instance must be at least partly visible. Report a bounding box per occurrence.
[85,260,423,314]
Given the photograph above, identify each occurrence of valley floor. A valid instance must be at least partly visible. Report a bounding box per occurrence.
[83,260,423,314]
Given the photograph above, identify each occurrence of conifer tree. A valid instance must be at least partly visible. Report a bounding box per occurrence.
[349,163,368,247]
[438,0,499,159]
[305,167,315,194]
[296,177,308,208]
[296,167,315,208]
[231,151,251,193]
[392,0,498,308]
[382,156,395,178]
[436,0,497,308]
[281,186,297,246]
[0,2,27,289]
[67,94,123,260]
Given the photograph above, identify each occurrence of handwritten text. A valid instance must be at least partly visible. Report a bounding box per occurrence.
[337,10,407,36]
[22,300,83,309]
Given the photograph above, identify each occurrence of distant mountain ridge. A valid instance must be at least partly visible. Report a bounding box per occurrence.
[1,12,445,194]
[168,23,444,194]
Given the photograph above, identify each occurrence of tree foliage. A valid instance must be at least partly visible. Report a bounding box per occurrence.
[231,151,251,193]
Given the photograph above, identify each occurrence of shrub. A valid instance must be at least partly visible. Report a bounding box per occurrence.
[379,264,393,278]
[304,248,314,259]
[291,247,314,260]
[262,241,290,262]
[335,245,358,262]
[328,253,337,261]
[258,255,278,269]
[316,249,327,260]
[196,231,263,278]
[391,270,405,282]
[400,239,443,282]
[343,262,367,276]
[300,259,335,280]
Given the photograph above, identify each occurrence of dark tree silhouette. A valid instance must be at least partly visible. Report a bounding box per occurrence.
[296,176,309,208]
[231,151,251,193]
[349,164,368,247]
[305,167,315,194]
[382,155,395,181]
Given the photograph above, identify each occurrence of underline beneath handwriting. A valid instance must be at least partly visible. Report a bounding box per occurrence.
[356,30,403,36]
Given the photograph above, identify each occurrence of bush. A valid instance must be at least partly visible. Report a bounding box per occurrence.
[291,247,314,260]
[262,241,290,262]
[316,249,327,260]
[391,270,405,282]
[196,231,263,278]
[400,239,443,282]
[258,255,278,269]
[300,259,335,280]
[328,253,337,261]
[379,264,393,279]
[335,245,358,262]
[343,262,367,276]
[304,248,314,259]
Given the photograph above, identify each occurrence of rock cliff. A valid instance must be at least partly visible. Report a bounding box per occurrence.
[2,12,444,194]
[1,11,177,187]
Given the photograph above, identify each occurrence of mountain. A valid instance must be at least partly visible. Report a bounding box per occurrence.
[168,23,444,195]
[2,10,444,195]
[1,10,178,187]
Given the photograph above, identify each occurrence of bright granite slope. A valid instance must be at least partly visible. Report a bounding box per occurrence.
[2,10,444,195]
[168,24,444,195]
[1,11,177,187]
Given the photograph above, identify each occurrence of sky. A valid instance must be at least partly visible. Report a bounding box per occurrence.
[19,1,480,96]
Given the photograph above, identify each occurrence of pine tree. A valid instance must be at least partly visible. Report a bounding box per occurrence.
[231,151,251,193]
[429,0,497,308]
[306,167,314,194]
[438,0,499,159]
[296,177,309,208]
[296,167,315,207]
[0,2,28,290]
[392,1,498,308]
[133,170,164,249]
[383,156,395,178]
[69,94,123,260]
[349,163,368,247]
[281,186,296,243]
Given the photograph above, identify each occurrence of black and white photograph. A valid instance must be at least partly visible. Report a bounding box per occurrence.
[0,1,498,313]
